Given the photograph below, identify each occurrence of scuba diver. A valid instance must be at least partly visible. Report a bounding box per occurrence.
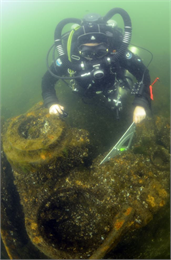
[42,7,152,123]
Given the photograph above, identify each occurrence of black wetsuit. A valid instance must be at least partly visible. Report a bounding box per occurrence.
[41,29,151,111]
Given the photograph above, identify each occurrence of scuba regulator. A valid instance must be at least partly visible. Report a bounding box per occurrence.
[46,8,132,80]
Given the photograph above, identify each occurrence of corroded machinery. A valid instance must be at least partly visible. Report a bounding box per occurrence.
[1,102,170,259]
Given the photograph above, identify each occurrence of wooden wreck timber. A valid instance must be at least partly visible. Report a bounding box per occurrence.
[1,102,170,259]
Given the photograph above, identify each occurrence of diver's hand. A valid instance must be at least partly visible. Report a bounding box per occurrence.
[49,104,64,115]
[133,106,146,124]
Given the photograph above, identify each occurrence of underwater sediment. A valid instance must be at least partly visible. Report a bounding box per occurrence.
[1,102,170,259]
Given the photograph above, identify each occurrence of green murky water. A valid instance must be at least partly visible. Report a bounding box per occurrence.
[1,0,170,259]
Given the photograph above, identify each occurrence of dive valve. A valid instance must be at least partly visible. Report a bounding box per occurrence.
[92,64,105,79]
[79,58,111,79]
[83,13,102,24]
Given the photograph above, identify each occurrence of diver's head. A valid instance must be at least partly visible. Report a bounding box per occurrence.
[77,24,113,60]
[52,8,132,79]
[78,42,109,60]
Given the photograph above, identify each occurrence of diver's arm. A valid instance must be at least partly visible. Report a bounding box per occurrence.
[41,63,65,109]
[120,51,151,111]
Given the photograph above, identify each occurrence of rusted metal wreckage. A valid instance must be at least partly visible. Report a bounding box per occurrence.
[1,102,170,259]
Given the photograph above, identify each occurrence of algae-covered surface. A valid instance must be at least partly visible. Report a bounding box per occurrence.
[1,101,170,259]
[1,1,170,259]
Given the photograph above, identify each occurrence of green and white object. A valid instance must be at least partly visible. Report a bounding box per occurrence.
[100,122,136,165]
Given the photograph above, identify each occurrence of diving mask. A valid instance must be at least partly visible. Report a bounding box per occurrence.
[78,43,109,60]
